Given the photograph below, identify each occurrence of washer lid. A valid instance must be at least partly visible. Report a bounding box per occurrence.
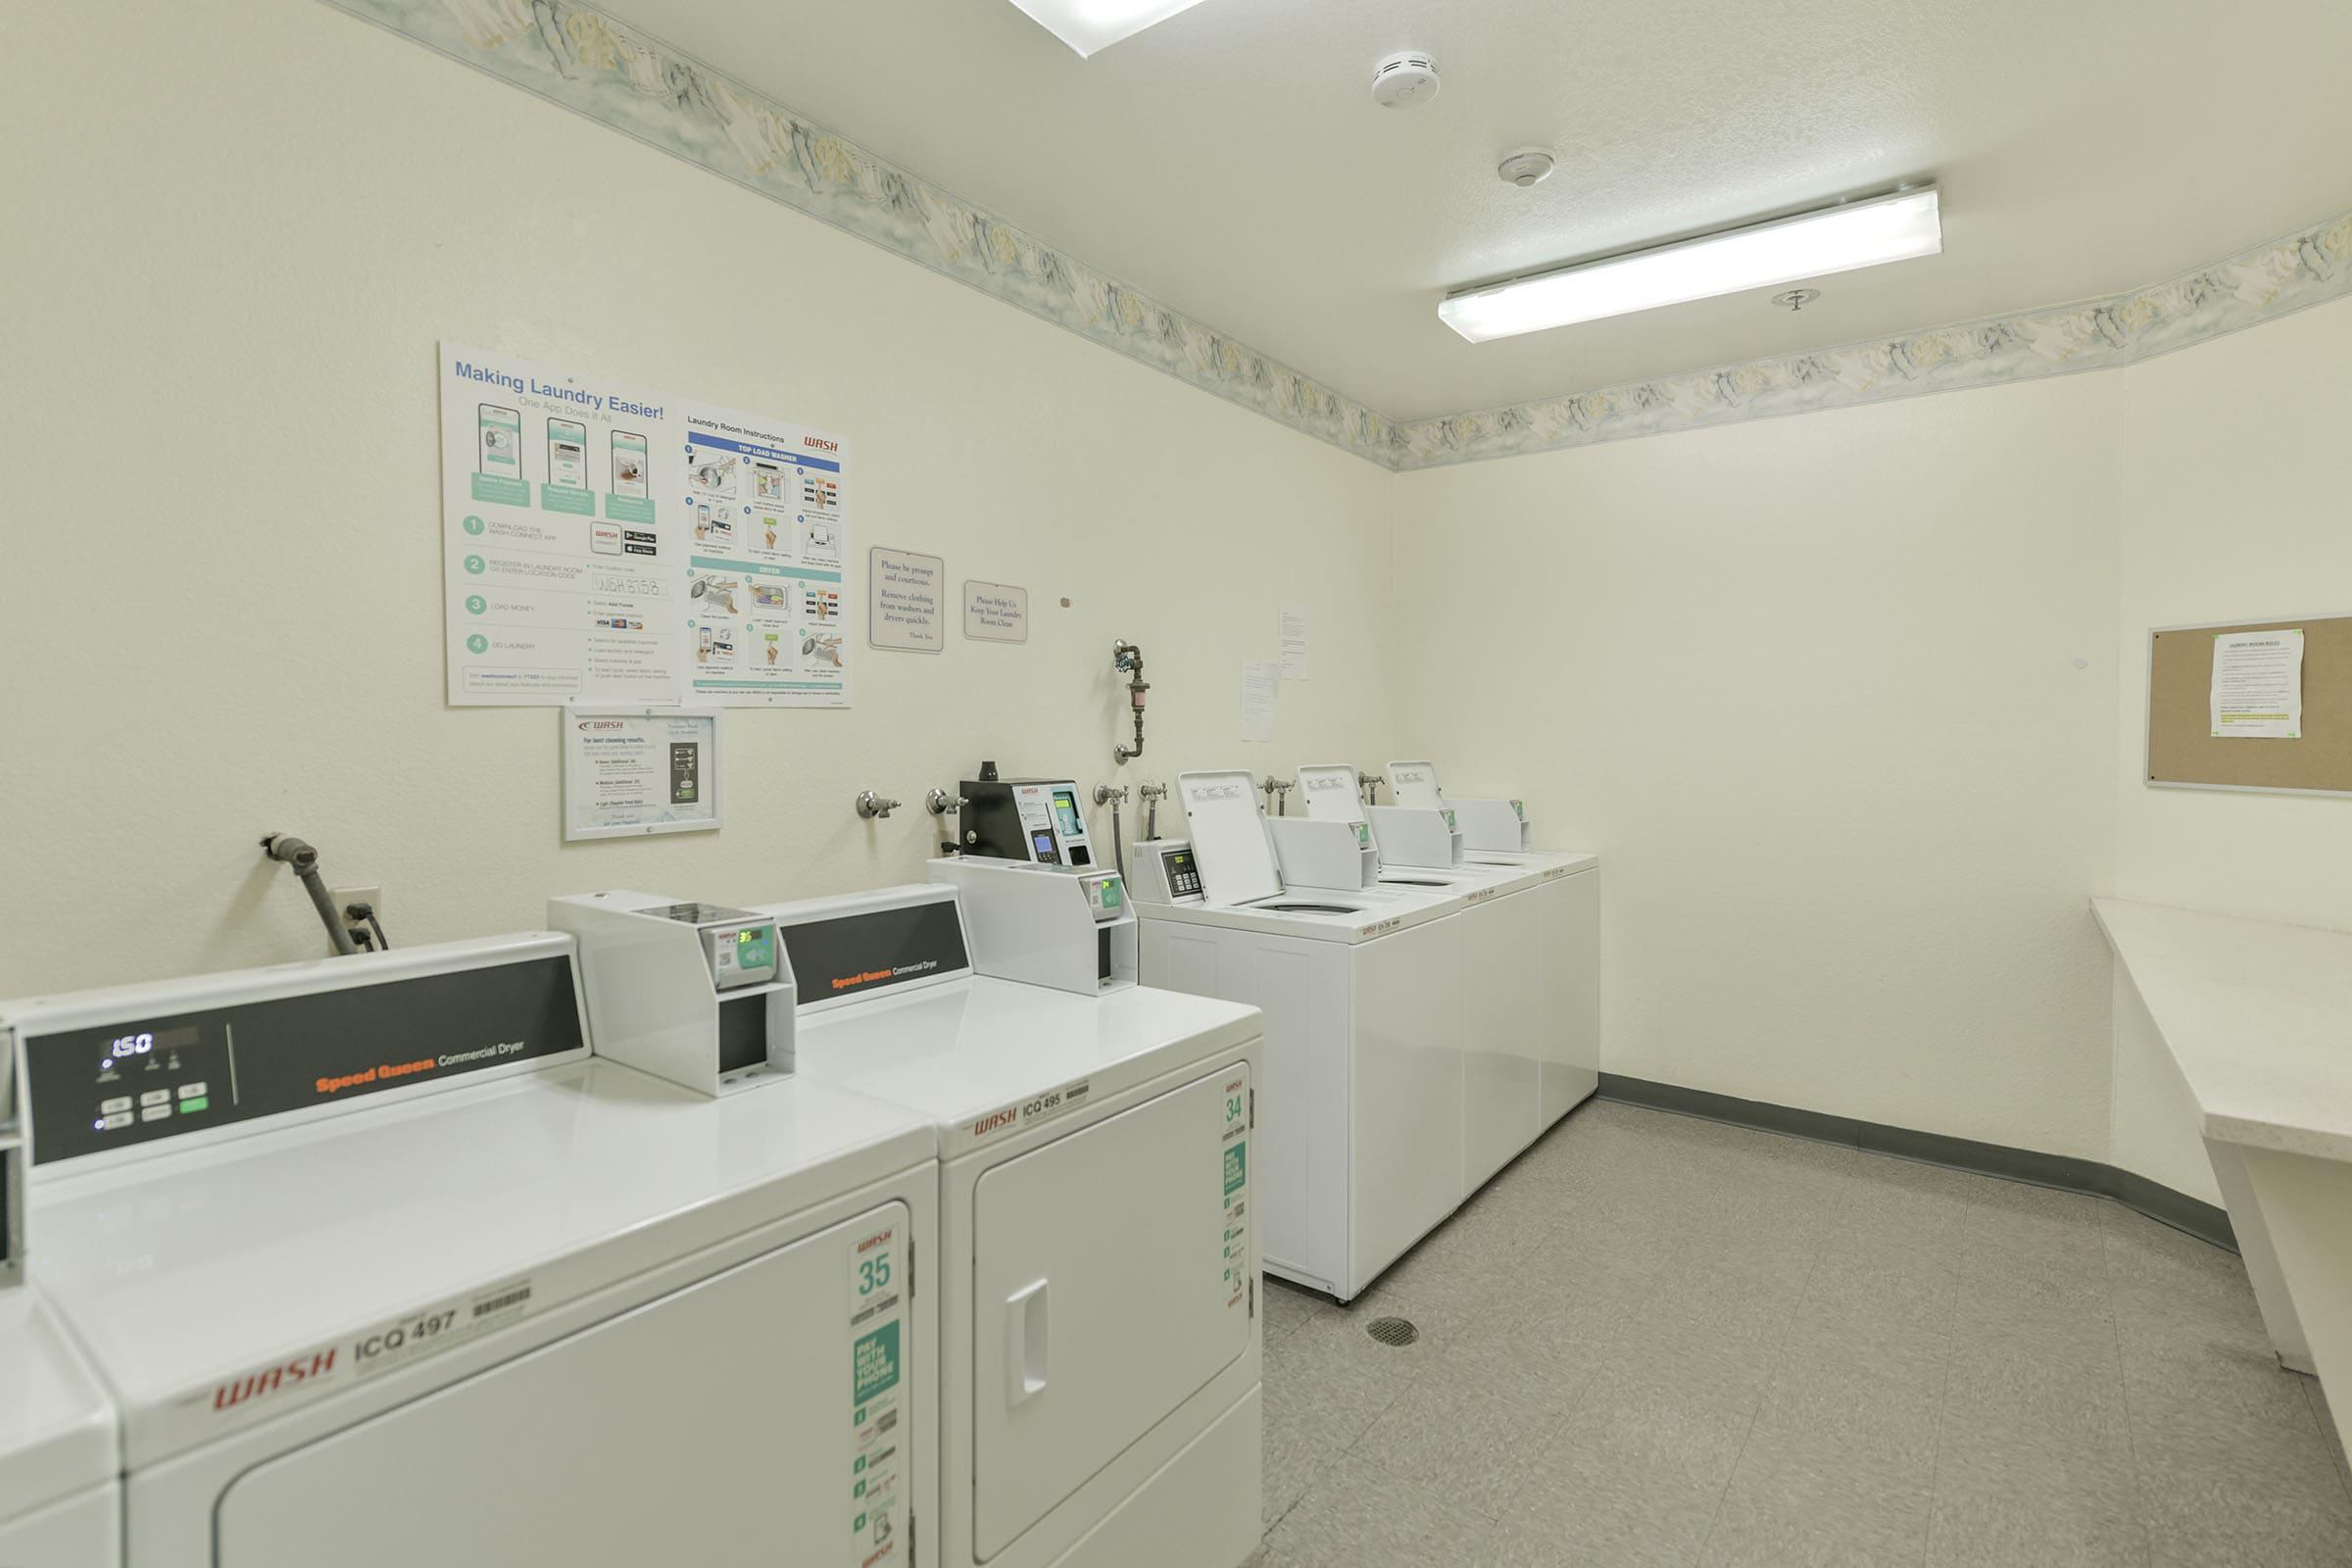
[1295,763,1368,825]
[1176,771,1283,906]
[1387,760,1446,811]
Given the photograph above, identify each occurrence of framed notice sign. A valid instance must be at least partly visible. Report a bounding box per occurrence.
[563,706,724,841]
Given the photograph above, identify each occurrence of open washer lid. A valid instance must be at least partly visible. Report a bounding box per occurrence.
[1175,770,1285,906]
[1296,763,1368,826]
[1387,760,1446,811]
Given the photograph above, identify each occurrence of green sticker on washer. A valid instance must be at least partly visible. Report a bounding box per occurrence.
[853,1322,900,1403]
[1223,1142,1248,1198]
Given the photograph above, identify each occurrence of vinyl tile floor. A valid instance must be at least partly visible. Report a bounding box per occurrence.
[1250,1100,2352,1568]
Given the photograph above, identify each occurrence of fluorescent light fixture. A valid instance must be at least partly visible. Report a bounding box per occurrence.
[1006,0,1211,57]
[1439,186,1942,343]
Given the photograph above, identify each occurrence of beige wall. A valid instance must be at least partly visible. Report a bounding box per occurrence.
[2113,302,2352,932]
[1390,377,2126,1158]
[0,1,1396,994]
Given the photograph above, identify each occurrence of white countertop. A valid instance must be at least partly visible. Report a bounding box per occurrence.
[2092,897,2352,1162]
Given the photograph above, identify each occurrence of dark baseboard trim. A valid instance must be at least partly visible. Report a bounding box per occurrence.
[1595,1073,2236,1254]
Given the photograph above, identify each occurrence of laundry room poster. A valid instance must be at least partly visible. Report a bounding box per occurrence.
[438,343,853,709]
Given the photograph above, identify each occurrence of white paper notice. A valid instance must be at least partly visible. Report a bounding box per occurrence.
[963,581,1029,643]
[868,548,945,652]
[439,343,853,708]
[563,708,721,841]
[1241,661,1280,744]
[1279,605,1311,681]
[2211,629,2304,739]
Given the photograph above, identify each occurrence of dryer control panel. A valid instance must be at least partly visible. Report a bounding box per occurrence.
[9,942,589,1167]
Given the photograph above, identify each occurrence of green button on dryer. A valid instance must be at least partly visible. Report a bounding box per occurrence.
[180,1096,209,1113]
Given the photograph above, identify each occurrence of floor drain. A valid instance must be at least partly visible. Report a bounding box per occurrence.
[1366,1316,1419,1347]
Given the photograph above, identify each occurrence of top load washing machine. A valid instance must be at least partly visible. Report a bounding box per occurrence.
[758,881,1264,1568]
[4,932,939,1568]
[0,1288,117,1565]
[1389,760,1603,1128]
[1129,770,1464,1301]
[1289,763,1553,1196]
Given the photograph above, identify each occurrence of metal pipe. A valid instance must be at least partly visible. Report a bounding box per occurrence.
[1112,640,1150,764]
[1140,782,1167,840]
[261,833,359,956]
[1094,783,1130,881]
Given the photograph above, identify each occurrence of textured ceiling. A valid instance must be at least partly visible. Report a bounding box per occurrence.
[594,0,2352,423]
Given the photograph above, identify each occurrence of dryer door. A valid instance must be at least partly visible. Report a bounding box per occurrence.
[215,1203,914,1568]
[972,1064,1251,1559]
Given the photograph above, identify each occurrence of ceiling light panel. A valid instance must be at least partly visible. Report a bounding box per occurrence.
[1440,187,1943,344]
[1006,0,1212,57]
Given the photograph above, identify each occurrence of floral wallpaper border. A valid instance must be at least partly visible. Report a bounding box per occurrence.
[1393,212,2352,467]
[330,0,2352,472]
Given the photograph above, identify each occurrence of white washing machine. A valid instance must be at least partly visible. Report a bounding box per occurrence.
[1389,760,1603,1128]
[1130,770,1465,1301]
[1287,762,1554,1197]
[0,1290,117,1566]
[2,933,939,1568]
[756,882,1264,1568]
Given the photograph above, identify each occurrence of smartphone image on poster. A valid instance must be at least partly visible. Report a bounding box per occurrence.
[612,430,649,499]
[478,405,521,478]
[548,418,589,490]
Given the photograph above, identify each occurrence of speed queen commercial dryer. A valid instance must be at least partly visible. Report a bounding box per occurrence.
[3,932,939,1568]
[761,882,1265,1568]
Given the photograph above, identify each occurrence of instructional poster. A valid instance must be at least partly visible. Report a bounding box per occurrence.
[439,344,853,708]
[684,407,853,706]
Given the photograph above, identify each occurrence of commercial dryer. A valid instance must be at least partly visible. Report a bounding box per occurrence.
[1389,760,1603,1128]
[4,932,939,1568]
[760,881,1264,1568]
[0,1289,117,1565]
[1129,769,1464,1301]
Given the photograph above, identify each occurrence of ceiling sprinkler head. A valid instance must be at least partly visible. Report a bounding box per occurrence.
[1772,288,1823,312]
[1496,148,1556,188]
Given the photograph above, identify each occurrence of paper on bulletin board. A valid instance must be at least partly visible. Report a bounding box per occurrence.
[1279,605,1310,681]
[563,707,722,841]
[438,342,853,710]
[869,548,945,652]
[1240,661,1279,744]
[2211,629,2303,739]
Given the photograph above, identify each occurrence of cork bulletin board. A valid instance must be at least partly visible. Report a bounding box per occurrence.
[2147,614,2352,794]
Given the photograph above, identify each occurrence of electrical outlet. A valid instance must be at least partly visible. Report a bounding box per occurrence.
[329,884,384,954]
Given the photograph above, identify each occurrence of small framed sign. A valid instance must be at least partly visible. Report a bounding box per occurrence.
[563,706,724,841]
[869,547,945,652]
[963,580,1029,643]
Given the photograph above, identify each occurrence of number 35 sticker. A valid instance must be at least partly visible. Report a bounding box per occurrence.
[850,1224,900,1325]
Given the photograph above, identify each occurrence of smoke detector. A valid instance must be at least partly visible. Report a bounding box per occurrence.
[1371,51,1440,109]
[1496,147,1556,188]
